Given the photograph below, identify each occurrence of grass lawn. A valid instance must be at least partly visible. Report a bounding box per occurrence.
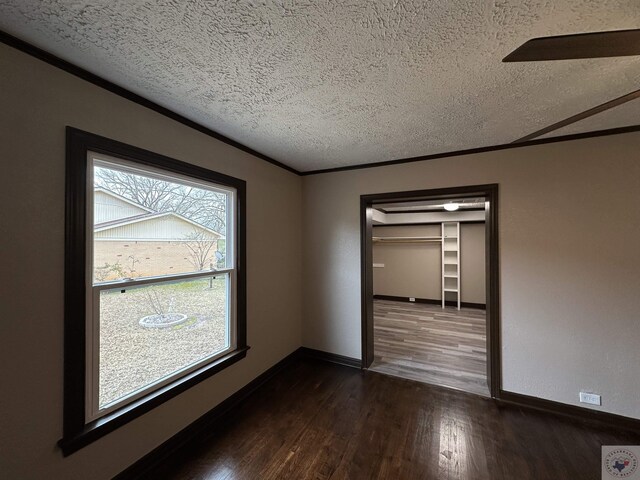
[98,276,227,408]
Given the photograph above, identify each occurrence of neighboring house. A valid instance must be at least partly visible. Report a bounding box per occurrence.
[93,188,223,281]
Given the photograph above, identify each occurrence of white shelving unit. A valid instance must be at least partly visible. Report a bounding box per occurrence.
[441,222,460,309]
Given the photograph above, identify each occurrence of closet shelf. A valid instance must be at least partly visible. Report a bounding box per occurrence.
[373,236,441,244]
[442,221,461,310]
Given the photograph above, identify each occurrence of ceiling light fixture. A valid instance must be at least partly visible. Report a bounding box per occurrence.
[444,202,460,212]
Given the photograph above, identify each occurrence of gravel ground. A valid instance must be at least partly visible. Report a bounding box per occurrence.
[99,276,227,408]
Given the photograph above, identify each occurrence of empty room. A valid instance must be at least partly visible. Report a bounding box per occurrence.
[368,196,490,396]
[1,2,639,480]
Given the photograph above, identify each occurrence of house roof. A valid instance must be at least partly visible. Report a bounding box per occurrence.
[95,211,222,238]
[94,212,156,230]
[94,188,223,238]
[94,187,154,214]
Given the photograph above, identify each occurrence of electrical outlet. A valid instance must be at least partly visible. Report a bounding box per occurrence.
[409,297,416,302]
[579,392,601,406]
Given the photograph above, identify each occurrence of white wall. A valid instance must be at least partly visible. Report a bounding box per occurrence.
[302,132,640,420]
[0,44,302,479]
[95,214,212,240]
[94,190,149,223]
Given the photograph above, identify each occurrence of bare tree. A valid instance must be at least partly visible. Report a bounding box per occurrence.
[145,289,167,316]
[95,167,227,235]
[143,288,176,320]
[183,230,217,271]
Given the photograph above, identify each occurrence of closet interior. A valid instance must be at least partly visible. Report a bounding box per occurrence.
[369,197,489,396]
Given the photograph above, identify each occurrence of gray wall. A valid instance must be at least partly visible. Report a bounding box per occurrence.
[3,38,640,479]
[302,131,640,420]
[460,223,486,304]
[0,44,302,479]
[372,223,486,304]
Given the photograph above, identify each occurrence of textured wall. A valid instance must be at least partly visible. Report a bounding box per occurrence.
[302,131,640,420]
[460,223,486,305]
[372,224,486,304]
[1,1,640,170]
[0,44,302,479]
[373,225,443,300]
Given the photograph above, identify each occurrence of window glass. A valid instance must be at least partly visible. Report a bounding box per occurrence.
[61,130,247,454]
[97,274,230,409]
[87,154,237,419]
[93,160,231,284]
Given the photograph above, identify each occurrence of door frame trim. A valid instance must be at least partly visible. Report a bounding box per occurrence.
[360,184,501,398]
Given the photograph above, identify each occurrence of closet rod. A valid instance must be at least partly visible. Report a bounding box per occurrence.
[373,236,442,244]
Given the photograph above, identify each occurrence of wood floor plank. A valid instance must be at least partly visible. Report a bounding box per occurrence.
[371,299,489,396]
[151,360,640,480]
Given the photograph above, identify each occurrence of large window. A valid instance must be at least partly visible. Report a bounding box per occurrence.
[61,128,247,454]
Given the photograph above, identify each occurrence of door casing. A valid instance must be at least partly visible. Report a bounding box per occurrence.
[360,184,501,398]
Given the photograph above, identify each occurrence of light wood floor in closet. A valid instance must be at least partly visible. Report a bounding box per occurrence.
[370,299,489,396]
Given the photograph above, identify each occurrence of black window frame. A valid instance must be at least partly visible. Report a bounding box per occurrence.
[59,127,248,455]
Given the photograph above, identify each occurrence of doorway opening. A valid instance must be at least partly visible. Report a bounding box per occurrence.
[360,184,500,398]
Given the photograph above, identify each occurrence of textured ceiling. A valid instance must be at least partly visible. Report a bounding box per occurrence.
[1,1,639,172]
[539,97,640,138]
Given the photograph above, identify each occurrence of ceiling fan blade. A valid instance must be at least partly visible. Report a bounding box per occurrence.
[503,29,640,62]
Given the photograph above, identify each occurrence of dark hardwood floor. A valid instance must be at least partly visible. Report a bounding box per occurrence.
[148,360,640,480]
[371,300,488,396]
